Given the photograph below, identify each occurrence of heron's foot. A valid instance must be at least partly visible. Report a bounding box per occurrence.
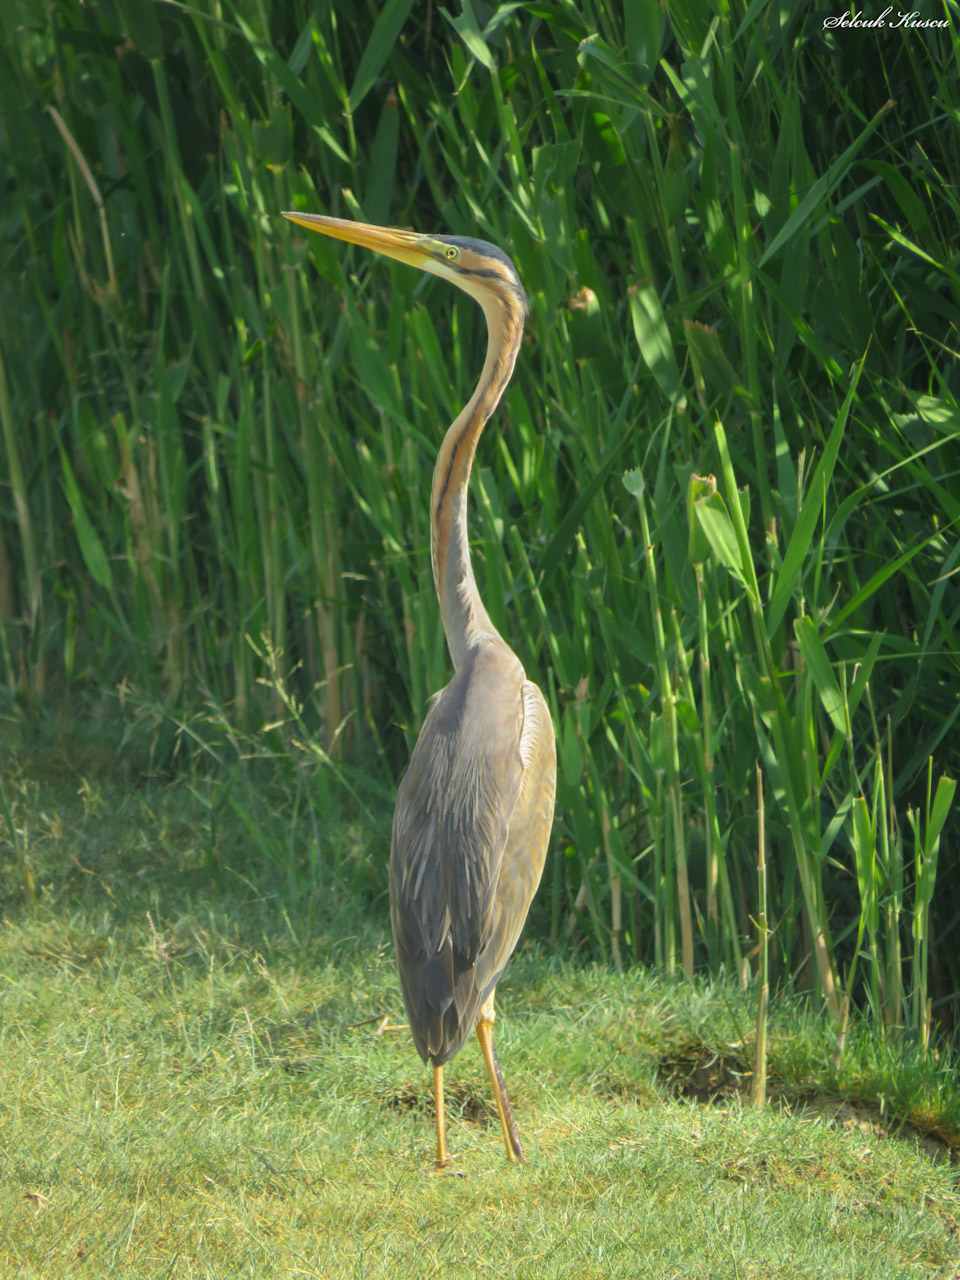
[504,1129,526,1165]
[375,1014,408,1036]
[426,1158,465,1178]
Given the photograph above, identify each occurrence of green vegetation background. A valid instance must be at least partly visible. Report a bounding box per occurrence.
[2,0,960,1041]
[3,4,960,1275]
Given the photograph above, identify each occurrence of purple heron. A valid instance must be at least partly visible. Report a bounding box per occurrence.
[283,212,556,1169]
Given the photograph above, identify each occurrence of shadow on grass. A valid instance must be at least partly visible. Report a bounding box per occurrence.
[0,698,391,959]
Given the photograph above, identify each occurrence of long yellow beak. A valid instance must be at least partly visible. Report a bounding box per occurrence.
[282,211,431,270]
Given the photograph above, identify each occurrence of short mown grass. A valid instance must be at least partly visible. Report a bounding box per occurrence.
[2,724,958,1279]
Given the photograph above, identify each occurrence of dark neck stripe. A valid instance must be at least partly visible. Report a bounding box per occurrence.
[432,302,524,521]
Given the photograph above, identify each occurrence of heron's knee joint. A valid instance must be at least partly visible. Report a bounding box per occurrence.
[477,991,497,1027]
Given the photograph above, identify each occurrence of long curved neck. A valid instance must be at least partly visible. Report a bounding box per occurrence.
[430,295,524,670]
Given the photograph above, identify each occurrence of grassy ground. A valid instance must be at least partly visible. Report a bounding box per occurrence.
[2,720,959,1278]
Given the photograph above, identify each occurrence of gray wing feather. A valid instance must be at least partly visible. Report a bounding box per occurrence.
[473,679,556,995]
[390,644,551,1065]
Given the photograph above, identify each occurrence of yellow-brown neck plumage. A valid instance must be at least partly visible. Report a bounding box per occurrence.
[430,286,526,670]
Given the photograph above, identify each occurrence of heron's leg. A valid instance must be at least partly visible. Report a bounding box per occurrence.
[476,991,525,1164]
[433,1063,452,1169]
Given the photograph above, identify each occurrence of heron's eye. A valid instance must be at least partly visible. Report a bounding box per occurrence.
[444,246,459,261]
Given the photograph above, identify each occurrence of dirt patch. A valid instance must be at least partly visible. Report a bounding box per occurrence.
[658,1048,748,1105]
[379,1082,495,1125]
[657,1044,959,1165]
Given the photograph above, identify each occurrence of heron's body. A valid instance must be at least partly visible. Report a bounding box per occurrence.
[391,642,555,1065]
[283,211,556,1168]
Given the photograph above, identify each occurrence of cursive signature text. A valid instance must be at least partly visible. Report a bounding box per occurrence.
[823,7,951,27]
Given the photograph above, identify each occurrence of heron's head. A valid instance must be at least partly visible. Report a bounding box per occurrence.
[282,212,527,319]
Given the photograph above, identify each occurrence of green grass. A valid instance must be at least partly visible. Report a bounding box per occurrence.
[2,726,959,1279]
